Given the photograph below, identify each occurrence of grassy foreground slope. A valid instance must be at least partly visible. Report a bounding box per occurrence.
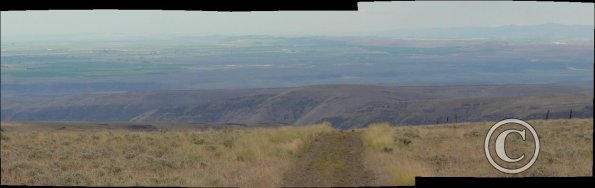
[1,119,592,187]
[0,123,332,187]
[362,119,593,186]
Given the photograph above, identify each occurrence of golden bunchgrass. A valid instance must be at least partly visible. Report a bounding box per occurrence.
[1,119,592,187]
[0,123,333,187]
[362,119,593,186]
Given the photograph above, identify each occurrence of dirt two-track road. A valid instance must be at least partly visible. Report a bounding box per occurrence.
[282,132,375,187]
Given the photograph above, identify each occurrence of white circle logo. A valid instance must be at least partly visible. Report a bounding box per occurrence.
[484,119,540,174]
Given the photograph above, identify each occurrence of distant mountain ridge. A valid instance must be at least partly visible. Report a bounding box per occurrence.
[2,84,592,128]
[391,23,594,41]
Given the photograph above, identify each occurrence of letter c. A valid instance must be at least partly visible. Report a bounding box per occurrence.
[495,129,525,163]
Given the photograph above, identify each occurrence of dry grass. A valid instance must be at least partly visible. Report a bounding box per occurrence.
[2,119,592,187]
[0,123,333,187]
[362,119,593,186]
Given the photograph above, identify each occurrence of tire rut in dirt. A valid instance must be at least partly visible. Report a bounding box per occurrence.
[282,132,374,187]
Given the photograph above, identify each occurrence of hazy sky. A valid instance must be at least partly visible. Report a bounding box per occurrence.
[1,1,593,39]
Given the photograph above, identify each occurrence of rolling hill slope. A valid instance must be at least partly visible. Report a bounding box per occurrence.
[2,84,592,128]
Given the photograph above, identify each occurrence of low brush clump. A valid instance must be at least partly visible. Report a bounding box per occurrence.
[362,119,593,186]
[0,123,333,187]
